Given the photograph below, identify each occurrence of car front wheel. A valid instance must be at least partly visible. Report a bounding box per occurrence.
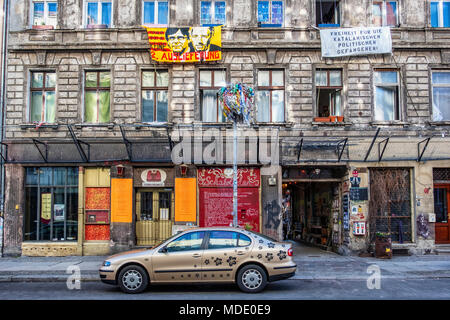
[118,265,149,294]
[236,264,267,293]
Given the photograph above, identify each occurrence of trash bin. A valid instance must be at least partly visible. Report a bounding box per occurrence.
[375,235,392,259]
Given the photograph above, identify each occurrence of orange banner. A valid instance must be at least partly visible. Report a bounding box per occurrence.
[175,178,197,222]
[143,26,222,63]
[111,178,133,223]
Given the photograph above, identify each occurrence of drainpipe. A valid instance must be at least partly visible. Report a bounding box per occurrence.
[0,0,9,257]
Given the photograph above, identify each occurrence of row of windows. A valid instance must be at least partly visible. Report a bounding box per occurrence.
[28,69,450,124]
[31,0,450,29]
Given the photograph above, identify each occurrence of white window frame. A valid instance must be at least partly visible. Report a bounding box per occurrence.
[372,0,399,27]
[431,70,450,121]
[431,0,450,28]
[142,0,170,26]
[30,0,58,27]
[257,0,284,27]
[373,69,401,121]
[84,0,114,28]
[200,0,227,26]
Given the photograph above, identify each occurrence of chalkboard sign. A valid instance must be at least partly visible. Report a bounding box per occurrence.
[349,187,369,201]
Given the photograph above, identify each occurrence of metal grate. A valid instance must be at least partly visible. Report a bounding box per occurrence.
[369,168,412,243]
[433,168,450,182]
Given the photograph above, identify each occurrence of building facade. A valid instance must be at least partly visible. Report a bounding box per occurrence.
[2,0,450,257]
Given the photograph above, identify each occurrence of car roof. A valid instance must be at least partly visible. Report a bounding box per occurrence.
[182,226,251,233]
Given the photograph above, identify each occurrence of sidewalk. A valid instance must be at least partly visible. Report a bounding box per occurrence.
[0,241,449,282]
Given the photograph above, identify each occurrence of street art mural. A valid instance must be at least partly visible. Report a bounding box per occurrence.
[143,26,222,63]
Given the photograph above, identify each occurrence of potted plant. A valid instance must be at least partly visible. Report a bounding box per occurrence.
[32,21,54,30]
[313,117,331,122]
[375,232,392,259]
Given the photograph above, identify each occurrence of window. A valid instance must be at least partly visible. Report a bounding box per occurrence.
[30,71,56,123]
[85,0,112,27]
[316,0,340,27]
[257,0,283,27]
[431,1,450,28]
[199,69,227,122]
[432,71,450,121]
[84,71,111,123]
[142,70,169,122]
[24,167,79,241]
[200,1,226,26]
[143,1,169,25]
[315,69,342,118]
[208,231,238,249]
[256,69,285,122]
[373,70,400,121]
[166,231,205,252]
[372,1,398,26]
[32,1,58,27]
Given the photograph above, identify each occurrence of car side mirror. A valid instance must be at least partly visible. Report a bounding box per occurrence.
[159,247,168,253]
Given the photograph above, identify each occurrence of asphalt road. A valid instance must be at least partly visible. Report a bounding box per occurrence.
[1,278,450,300]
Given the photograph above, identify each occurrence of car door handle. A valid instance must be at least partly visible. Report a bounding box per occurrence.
[192,253,201,258]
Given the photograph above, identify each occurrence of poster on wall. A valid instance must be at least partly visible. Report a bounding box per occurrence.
[143,26,222,63]
[320,27,392,58]
[175,178,197,223]
[54,204,65,221]
[111,179,133,223]
[41,193,52,223]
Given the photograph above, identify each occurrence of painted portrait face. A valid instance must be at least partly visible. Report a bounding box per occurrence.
[189,27,212,52]
[167,29,189,53]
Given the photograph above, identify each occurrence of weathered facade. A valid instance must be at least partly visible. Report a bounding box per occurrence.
[2,0,450,256]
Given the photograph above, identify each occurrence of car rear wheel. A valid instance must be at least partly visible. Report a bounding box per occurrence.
[118,265,149,294]
[236,264,267,293]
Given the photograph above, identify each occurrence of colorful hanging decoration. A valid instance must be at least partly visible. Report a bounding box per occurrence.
[218,83,255,124]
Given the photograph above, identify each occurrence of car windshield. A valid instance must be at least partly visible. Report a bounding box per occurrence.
[247,230,279,243]
[151,232,182,249]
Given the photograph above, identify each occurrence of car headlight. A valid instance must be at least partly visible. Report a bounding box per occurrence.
[103,261,111,267]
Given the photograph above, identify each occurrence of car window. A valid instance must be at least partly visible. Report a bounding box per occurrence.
[165,231,205,252]
[208,231,239,249]
[238,233,252,247]
[247,230,278,243]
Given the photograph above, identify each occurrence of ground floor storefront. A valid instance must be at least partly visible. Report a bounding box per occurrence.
[2,160,450,257]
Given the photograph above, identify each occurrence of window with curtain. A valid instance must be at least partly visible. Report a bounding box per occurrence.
[143,0,169,25]
[32,1,58,27]
[30,71,56,123]
[431,71,450,121]
[142,70,169,122]
[373,70,400,121]
[315,69,342,117]
[85,0,112,27]
[200,1,226,26]
[316,0,340,27]
[256,69,285,123]
[372,1,398,26]
[200,69,227,122]
[84,71,111,123]
[431,1,450,27]
[257,0,283,26]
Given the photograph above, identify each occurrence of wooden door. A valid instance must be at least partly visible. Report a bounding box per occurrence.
[434,184,450,244]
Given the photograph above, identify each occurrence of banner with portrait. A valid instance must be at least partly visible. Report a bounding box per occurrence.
[143,26,222,63]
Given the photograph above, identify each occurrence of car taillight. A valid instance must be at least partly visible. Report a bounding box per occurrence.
[288,248,293,256]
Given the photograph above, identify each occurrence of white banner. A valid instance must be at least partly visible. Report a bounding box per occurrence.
[320,27,392,58]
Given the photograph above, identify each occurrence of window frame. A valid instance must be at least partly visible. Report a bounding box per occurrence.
[315,68,343,117]
[257,0,284,27]
[84,70,111,124]
[142,0,170,26]
[30,0,58,27]
[430,0,450,28]
[84,0,113,28]
[200,0,227,26]
[29,71,57,124]
[141,69,169,123]
[373,68,401,122]
[372,0,399,27]
[199,68,227,123]
[256,69,285,123]
[431,70,450,122]
[316,0,341,27]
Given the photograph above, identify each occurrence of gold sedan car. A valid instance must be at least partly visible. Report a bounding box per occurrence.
[99,227,297,294]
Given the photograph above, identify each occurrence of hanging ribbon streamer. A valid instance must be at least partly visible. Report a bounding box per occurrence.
[218,83,255,125]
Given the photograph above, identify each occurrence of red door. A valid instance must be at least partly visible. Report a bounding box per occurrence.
[434,184,450,244]
[198,168,260,232]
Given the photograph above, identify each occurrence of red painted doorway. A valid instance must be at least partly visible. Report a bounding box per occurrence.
[434,184,450,244]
